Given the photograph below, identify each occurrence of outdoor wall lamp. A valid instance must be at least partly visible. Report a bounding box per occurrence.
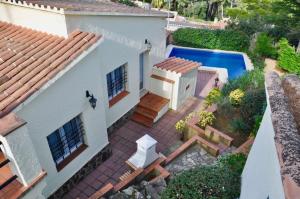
[145,39,152,51]
[214,77,220,88]
[86,90,97,109]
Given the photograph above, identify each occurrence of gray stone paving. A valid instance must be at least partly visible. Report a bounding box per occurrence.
[165,145,217,176]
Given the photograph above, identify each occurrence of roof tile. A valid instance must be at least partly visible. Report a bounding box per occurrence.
[0,21,101,117]
[154,57,200,74]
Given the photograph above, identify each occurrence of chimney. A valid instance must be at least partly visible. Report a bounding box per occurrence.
[128,134,159,168]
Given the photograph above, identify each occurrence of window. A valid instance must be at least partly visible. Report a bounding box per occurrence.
[106,64,127,100]
[47,115,85,169]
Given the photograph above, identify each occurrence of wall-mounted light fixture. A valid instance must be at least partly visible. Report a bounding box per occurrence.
[145,39,152,51]
[86,90,97,109]
[214,77,220,88]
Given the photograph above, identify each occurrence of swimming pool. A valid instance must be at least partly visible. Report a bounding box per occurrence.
[168,47,247,79]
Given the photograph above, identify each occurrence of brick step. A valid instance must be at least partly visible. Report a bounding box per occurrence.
[119,170,132,181]
[135,105,158,120]
[0,175,18,190]
[131,112,153,127]
[139,93,170,112]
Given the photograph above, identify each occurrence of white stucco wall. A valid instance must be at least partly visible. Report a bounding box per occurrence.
[150,68,197,110]
[22,178,47,199]
[150,77,174,101]
[240,103,285,199]
[0,125,43,186]
[64,15,167,127]
[150,68,178,109]
[176,69,197,109]
[0,2,68,37]
[15,47,109,197]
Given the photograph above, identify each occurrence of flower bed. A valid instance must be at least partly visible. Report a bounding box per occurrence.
[185,119,233,147]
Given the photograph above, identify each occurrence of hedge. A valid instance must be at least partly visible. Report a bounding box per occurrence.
[172,28,250,52]
[278,38,300,74]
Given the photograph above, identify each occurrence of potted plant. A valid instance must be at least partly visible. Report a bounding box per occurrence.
[175,120,186,140]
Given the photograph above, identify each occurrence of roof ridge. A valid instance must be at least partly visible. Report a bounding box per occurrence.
[0,0,65,13]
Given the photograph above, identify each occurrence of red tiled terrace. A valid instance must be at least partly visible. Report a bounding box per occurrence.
[64,97,203,199]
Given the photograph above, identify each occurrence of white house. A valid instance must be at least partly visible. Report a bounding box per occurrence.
[240,73,300,199]
[0,0,199,198]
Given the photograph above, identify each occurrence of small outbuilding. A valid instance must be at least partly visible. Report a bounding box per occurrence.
[150,57,200,110]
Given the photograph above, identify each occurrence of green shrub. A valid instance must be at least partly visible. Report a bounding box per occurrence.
[204,88,221,107]
[229,89,245,106]
[175,120,186,133]
[251,115,263,136]
[247,51,266,69]
[172,28,250,52]
[218,69,266,135]
[218,153,247,174]
[240,88,266,128]
[221,68,265,96]
[161,154,246,199]
[230,118,249,134]
[278,38,300,74]
[254,33,277,59]
[151,0,164,8]
[184,112,197,122]
[217,96,235,116]
[198,111,215,128]
[117,0,136,6]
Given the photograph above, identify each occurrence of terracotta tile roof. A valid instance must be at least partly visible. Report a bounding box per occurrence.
[0,21,101,118]
[154,57,200,74]
[16,0,169,17]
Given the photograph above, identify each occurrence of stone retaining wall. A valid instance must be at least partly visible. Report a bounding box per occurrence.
[282,74,300,131]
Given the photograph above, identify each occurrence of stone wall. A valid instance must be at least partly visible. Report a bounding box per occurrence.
[49,145,112,199]
[282,74,300,132]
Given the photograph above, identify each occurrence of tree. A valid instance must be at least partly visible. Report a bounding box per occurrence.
[272,0,300,47]
[226,0,300,47]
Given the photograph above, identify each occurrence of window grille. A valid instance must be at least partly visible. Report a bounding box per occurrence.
[47,115,84,165]
[106,64,127,100]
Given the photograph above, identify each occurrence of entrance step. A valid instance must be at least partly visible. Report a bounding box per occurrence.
[131,112,153,127]
[138,93,170,112]
[131,93,169,127]
[135,106,157,120]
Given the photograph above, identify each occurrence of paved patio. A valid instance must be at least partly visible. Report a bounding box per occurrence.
[195,70,217,99]
[64,97,202,199]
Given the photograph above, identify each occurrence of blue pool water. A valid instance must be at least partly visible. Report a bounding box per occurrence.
[169,47,247,79]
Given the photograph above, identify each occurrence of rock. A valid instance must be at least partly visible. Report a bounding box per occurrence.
[122,186,135,196]
[140,180,149,187]
[144,177,167,199]
[200,149,207,156]
[135,191,145,199]
[109,192,130,199]
[149,177,166,188]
